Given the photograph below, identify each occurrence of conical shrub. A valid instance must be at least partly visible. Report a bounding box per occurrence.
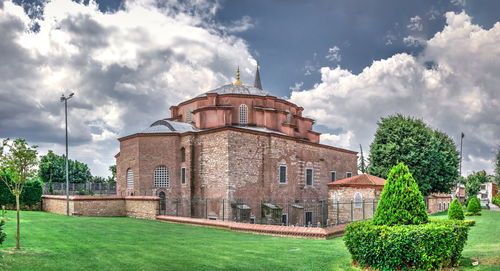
[373,162,428,225]
[466,197,481,215]
[448,198,464,220]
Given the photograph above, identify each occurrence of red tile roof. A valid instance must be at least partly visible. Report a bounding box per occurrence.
[327,174,386,187]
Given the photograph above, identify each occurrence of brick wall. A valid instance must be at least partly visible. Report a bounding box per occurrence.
[42,195,159,219]
[427,195,452,214]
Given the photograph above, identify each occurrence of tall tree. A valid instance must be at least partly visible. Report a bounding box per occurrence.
[39,151,92,184]
[464,171,488,199]
[495,147,500,185]
[107,165,116,183]
[0,138,38,249]
[368,115,459,196]
[358,144,367,173]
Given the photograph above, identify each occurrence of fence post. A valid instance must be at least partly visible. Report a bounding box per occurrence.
[176,200,179,216]
[205,198,208,219]
[351,200,353,222]
[321,200,325,227]
[372,199,375,216]
[222,199,225,221]
[362,200,365,220]
[336,201,339,225]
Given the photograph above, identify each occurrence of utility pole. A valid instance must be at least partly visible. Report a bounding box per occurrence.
[60,92,74,216]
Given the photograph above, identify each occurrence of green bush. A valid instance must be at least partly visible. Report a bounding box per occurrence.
[466,197,481,215]
[344,219,469,270]
[373,162,428,225]
[463,219,475,227]
[0,179,43,207]
[492,195,500,206]
[0,220,6,246]
[448,198,464,220]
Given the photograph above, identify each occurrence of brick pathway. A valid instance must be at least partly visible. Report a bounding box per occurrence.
[156,215,346,239]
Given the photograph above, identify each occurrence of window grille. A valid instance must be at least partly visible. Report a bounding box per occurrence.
[306,168,313,186]
[154,166,169,187]
[239,104,248,125]
[126,168,134,189]
[185,109,192,123]
[279,165,287,184]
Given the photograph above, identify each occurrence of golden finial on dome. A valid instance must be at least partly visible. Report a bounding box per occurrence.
[233,66,243,86]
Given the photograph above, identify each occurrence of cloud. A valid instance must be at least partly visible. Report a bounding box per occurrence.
[326,46,341,62]
[403,35,427,47]
[289,82,303,92]
[0,0,256,176]
[320,131,353,149]
[450,0,466,8]
[290,11,500,176]
[407,15,423,32]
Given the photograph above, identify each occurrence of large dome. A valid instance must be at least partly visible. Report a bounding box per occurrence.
[196,84,270,98]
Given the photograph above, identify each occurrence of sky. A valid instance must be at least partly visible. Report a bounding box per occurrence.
[0,0,499,177]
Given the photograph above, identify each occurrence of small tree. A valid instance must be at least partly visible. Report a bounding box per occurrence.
[0,138,38,250]
[448,198,464,220]
[464,171,488,199]
[373,162,428,225]
[466,197,481,215]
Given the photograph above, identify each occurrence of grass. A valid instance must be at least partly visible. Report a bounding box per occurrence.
[0,211,498,270]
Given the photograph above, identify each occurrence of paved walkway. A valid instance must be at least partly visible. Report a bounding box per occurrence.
[156,215,347,239]
[490,204,500,211]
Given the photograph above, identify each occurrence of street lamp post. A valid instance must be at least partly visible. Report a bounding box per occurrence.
[60,92,74,216]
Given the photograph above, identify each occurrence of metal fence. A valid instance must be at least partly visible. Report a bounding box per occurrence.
[43,182,116,195]
[156,198,379,227]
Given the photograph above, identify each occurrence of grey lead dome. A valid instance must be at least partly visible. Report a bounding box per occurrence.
[196,84,271,98]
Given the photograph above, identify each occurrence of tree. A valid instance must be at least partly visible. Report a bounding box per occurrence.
[358,144,367,173]
[373,162,428,226]
[466,197,481,215]
[368,115,459,196]
[464,171,488,199]
[495,147,500,185]
[448,198,464,220]
[39,151,92,184]
[107,165,117,183]
[0,138,38,249]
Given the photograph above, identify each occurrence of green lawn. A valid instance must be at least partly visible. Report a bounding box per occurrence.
[0,211,498,270]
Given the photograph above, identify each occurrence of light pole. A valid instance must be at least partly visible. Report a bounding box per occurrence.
[60,92,74,216]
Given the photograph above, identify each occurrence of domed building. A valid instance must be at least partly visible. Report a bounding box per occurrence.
[115,67,357,225]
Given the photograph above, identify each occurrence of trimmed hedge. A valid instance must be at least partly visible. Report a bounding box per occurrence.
[373,162,428,226]
[463,219,475,227]
[0,179,43,207]
[344,219,470,270]
[448,198,464,220]
[466,197,481,215]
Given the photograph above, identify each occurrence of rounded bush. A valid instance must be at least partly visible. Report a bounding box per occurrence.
[344,219,470,270]
[448,198,464,220]
[0,220,6,246]
[466,197,481,215]
[492,195,500,206]
[373,162,428,225]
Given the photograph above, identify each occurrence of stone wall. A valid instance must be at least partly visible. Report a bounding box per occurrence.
[328,187,379,224]
[427,194,452,214]
[42,195,159,219]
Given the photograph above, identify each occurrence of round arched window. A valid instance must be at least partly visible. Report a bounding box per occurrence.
[354,192,363,208]
[154,166,169,187]
[126,168,134,189]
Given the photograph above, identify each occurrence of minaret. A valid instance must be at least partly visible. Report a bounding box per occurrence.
[253,64,262,90]
[233,67,243,86]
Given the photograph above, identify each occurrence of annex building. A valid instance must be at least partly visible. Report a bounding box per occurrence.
[115,67,358,225]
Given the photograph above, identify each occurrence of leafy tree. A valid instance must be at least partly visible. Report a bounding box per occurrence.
[39,151,92,184]
[91,176,107,183]
[0,220,6,246]
[495,147,500,185]
[0,138,38,249]
[448,198,464,220]
[464,171,488,199]
[107,165,117,183]
[368,115,459,196]
[373,162,428,226]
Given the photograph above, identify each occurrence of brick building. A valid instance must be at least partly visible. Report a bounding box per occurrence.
[115,67,358,225]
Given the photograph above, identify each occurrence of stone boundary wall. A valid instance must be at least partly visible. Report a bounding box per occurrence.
[156,215,346,239]
[42,195,159,220]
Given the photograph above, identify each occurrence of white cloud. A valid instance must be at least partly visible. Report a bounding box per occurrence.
[326,46,341,62]
[0,0,256,176]
[290,11,500,176]
[289,82,303,92]
[403,35,427,47]
[320,131,353,149]
[407,15,423,32]
[450,0,466,8]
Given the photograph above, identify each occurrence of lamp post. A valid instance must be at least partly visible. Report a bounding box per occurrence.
[60,92,74,216]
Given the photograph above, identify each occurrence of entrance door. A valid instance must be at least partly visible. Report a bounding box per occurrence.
[305,211,313,226]
[159,192,166,215]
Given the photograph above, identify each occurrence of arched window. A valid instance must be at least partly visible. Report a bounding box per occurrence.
[354,192,363,208]
[126,168,134,189]
[239,104,248,125]
[180,147,186,162]
[332,193,338,204]
[185,109,192,123]
[154,166,169,187]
